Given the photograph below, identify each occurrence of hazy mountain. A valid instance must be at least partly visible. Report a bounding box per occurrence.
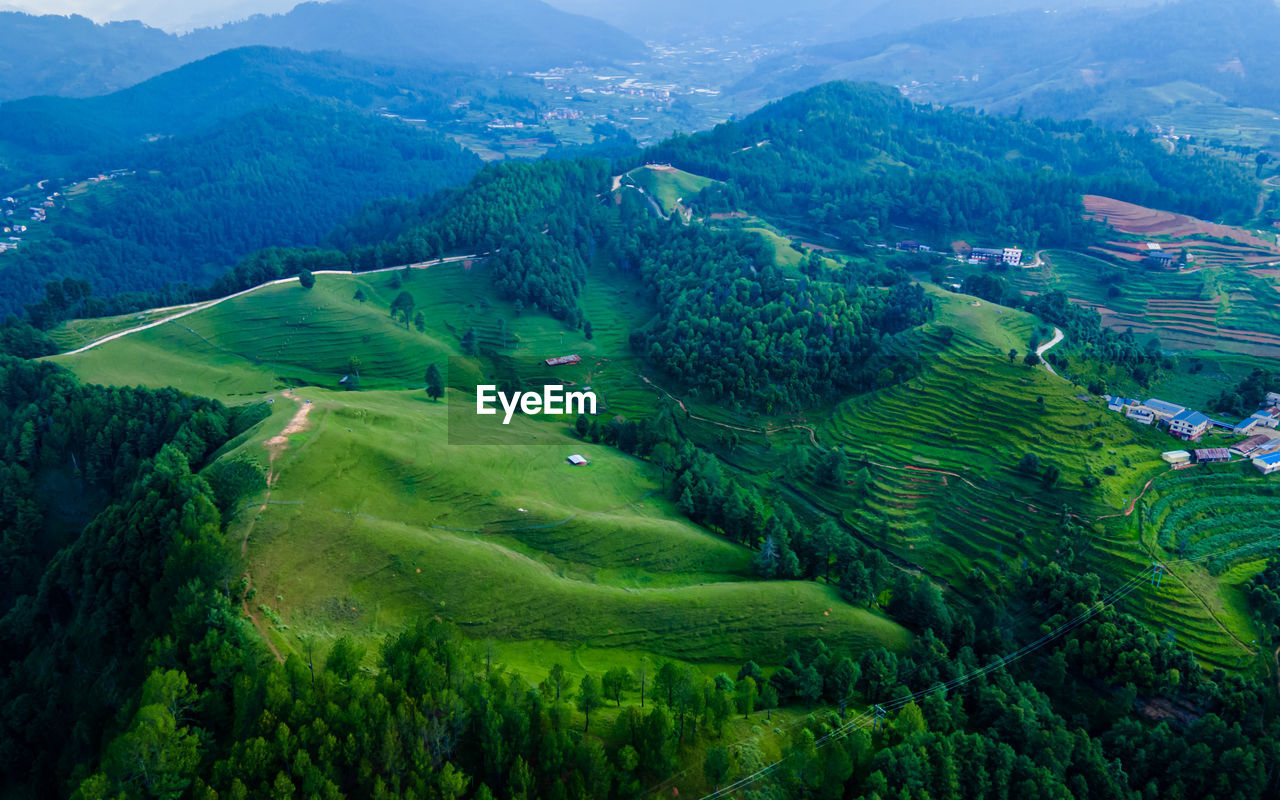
[0,46,493,156]
[546,0,1161,44]
[0,12,185,100]
[730,0,1280,143]
[184,0,645,70]
[0,0,643,102]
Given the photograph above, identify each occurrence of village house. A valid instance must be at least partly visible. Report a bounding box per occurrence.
[1169,409,1211,440]
[1146,251,1175,268]
[1002,248,1023,266]
[566,454,588,466]
[1126,406,1156,425]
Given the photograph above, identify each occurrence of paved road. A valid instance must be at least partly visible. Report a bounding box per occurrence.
[61,254,481,356]
[1036,327,1065,377]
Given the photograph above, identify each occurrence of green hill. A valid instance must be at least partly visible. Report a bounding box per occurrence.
[53,266,913,676]
[52,254,1267,672]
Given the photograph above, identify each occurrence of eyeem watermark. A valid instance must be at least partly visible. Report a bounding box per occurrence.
[476,384,597,425]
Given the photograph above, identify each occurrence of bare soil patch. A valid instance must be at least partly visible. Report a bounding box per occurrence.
[1084,195,1279,250]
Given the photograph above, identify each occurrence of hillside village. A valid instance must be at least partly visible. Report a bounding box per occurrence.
[1107,390,1280,474]
[1,170,134,254]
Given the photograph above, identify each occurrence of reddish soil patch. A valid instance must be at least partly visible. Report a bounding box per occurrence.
[1146,298,1219,308]
[1084,195,1279,250]
[1145,311,1219,324]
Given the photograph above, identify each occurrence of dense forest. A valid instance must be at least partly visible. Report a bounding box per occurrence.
[644,82,1257,249]
[333,158,934,409]
[2,102,479,320]
[3,361,1277,799]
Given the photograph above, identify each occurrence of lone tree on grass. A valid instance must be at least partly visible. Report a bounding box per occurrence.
[391,291,415,323]
[298,269,315,289]
[602,666,634,707]
[425,364,444,402]
[461,328,478,356]
[577,674,603,732]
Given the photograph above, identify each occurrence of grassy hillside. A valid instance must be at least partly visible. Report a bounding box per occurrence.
[53,267,911,682]
[53,249,1271,675]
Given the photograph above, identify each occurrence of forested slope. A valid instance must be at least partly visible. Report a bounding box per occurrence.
[645,82,1257,248]
[0,100,479,320]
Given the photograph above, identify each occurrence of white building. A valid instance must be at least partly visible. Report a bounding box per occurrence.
[1169,409,1211,441]
[1002,248,1023,266]
[1126,407,1155,425]
[1267,391,1280,407]
[1254,452,1280,475]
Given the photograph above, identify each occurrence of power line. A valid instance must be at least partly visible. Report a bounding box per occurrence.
[699,569,1151,800]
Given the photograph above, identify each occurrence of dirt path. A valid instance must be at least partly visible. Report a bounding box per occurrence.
[241,572,285,664]
[238,392,315,664]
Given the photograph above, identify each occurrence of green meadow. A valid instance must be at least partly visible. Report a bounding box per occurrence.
[625,165,716,216]
[51,259,1270,676]
[53,267,912,685]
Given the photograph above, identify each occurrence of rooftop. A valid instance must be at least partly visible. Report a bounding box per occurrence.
[1144,398,1185,415]
[1255,452,1280,465]
[1172,409,1209,426]
[1193,448,1230,460]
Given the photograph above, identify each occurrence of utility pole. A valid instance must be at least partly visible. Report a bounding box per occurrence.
[1151,563,1165,589]
[873,705,887,735]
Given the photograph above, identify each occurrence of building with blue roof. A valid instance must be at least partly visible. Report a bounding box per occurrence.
[1169,408,1210,440]
[1143,398,1186,420]
[1254,451,1280,475]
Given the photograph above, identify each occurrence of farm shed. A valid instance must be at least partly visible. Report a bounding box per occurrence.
[1161,450,1191,465]
[1230,435,1274,456]
[1254,452,1280,475]
[1192,448,1230,464]
[566,454,588,466]
[545,355,582,367]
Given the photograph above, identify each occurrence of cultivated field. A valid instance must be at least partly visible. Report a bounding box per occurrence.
[1012,250,1280,359]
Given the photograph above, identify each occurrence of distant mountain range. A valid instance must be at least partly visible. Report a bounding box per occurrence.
[0,0,644,102]
[546,0,1161,45]
[729,0,1280,146]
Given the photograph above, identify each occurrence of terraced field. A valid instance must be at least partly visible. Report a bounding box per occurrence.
[51,262,1273,675]
[1013,250,1280,358]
